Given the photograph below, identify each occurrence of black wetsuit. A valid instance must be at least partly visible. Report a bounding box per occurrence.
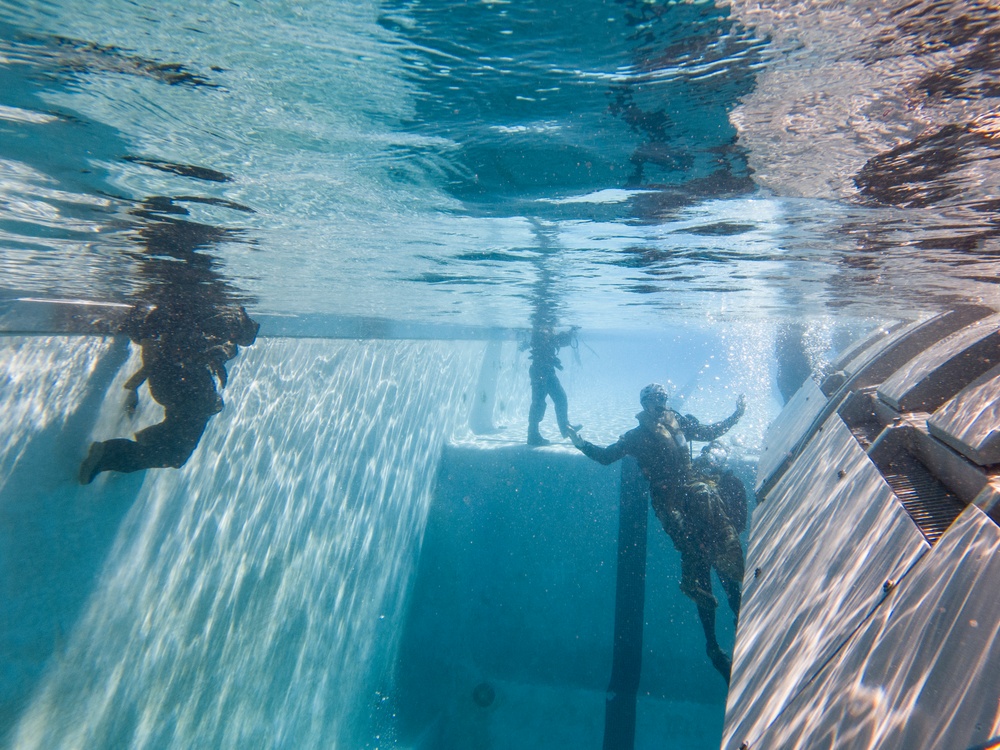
[575,404,745,681]
[81,335,225,481]
[528,329,574,442]
[79,306,257,483]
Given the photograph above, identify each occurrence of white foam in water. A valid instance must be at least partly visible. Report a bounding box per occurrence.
[539,189,655,204]
[7,337,483,749]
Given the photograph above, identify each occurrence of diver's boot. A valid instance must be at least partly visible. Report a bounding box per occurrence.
[527,424,550,446]
[79,441,106,485]
[706,644,732,686]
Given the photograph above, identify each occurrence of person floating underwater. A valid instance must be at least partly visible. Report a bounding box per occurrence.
[524,324,581,446]
[79,303,259,484]
[568,383,746,683]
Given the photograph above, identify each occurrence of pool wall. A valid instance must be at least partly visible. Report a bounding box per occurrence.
[1,335,482,748]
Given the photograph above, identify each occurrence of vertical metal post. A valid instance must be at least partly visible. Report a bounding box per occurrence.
[602,456,648,750]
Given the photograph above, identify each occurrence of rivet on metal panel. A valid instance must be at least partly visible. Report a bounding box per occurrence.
[754,567,762,579]
[739,742,750,750]
[837,469,846,479]
[883,579,896,594]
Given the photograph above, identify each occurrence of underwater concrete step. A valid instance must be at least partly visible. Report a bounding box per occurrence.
[0,296,519,341]
[395,442,736,750]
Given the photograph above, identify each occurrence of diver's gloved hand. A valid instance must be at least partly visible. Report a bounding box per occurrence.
[735,394,746,417]
[566,426,584,448]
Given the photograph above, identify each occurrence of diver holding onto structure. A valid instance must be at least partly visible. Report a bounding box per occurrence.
[79,196,259,484]
[567,383,746,683]
[523,324,581,446]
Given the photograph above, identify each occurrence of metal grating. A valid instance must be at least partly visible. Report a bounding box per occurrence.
[848,421,881,450]
[878,453,966,545]
[838,392,884,450]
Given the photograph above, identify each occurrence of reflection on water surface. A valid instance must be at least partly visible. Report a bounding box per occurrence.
[0,0,998,327]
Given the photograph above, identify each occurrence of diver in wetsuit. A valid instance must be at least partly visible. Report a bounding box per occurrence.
[568,383,746,683]
[691,440,749,537]
[526,325,580,446]
[78,194,259,484]
[79,303,259,484]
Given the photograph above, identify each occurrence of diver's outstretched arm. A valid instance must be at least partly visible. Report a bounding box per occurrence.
[572,430,629,465]
[682,395,746,442]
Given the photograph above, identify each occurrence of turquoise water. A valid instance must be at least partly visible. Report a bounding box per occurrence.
[1,1,999,748]
[3,0,997,327]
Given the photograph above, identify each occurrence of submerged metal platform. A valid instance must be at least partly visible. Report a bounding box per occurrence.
[726,306,1000,750]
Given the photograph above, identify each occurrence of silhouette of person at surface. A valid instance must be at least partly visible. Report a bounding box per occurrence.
[79,196,259,484]
[568,383,746,684]
[519,218,581,446]
[523,324,580,446]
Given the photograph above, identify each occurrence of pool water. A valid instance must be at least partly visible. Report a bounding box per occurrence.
[1,0,998,748]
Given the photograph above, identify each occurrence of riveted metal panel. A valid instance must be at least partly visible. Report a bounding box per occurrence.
[830,322,900,373]
[928,362,1000,466]
[723,416,928,750]
[837,307,995,394]
[746,506,1000,750]
[754,378,827,494]
[877,313,1000,412]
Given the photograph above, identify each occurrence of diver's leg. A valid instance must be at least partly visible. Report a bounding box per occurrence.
[699,606,731,685]
[80,412,210,482]
[714,523,746,625]
[680,551,718,643]
[650,488,683,543]
[527,377,549,445]
[680,550,731,685]
[79,438,145,483]
[547,374,573,436]
[141,410,211,468]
